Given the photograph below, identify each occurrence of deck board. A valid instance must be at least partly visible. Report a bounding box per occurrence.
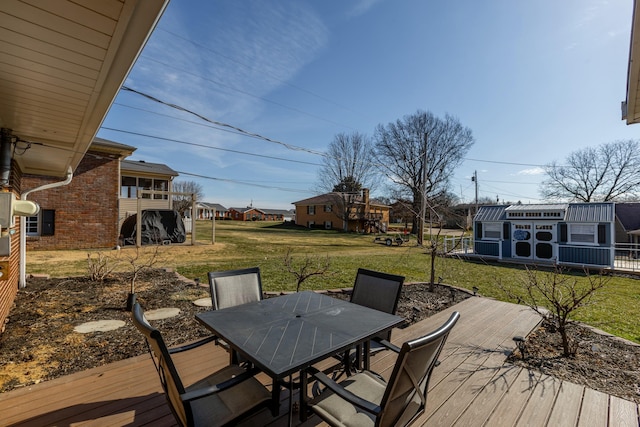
[1,296,638,427]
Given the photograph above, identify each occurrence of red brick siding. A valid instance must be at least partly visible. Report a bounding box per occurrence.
[23,153,120,250]
[0,163,23,331]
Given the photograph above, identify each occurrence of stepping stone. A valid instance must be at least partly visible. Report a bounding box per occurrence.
[193,298,212,307]
[74,320,125,333]
[144,307,181,320]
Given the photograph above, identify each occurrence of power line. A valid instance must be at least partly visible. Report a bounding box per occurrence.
[101,128,323,166]
[121,86,328,157]
[137,55,355,131]
[175,171,312,194]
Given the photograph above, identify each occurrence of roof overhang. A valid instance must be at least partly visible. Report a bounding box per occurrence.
[0,0,169,177]
[624,0,640,124]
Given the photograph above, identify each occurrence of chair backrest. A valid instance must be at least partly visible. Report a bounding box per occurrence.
[378,311,460,427]
[208,267,263,310]
[351,268,404,340]
[131,303,191,427]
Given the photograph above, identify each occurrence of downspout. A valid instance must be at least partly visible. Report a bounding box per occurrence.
[19,167,73,288]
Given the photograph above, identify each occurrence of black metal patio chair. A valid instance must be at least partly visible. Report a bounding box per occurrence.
[307,311,460,427]
[131,303,271,427]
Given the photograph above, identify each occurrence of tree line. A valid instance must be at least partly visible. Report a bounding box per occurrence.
[317,109,640,243]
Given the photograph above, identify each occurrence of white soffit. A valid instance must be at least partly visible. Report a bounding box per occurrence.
[0,0,169,177]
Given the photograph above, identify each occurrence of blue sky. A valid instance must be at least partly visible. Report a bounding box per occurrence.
[98,0,638,210]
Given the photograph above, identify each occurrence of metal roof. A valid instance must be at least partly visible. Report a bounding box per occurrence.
[564,203,615,222]
[505,204,568,212]
[474,205,507,221]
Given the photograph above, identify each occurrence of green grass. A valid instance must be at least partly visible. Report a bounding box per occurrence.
[26,220,640,343]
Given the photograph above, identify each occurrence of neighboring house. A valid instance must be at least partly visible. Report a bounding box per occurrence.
[473,203,619,268]
[227,206,289,221]
[24,140,178,251]
[119,159,178,226]
[23,138,134,250]
[196,202,230,220]
[0,1,168,329]
[614,203,640,245]
[229,206,264,221]
[261,208,291,221]
[293,189,390,232]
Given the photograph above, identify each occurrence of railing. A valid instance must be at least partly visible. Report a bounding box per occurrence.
[443,236,474,254]
[614,243,640,272]
[443,237,640,273]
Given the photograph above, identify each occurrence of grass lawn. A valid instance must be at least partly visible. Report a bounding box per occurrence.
[25,220,640,344]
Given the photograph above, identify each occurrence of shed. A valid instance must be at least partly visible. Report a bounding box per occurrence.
[473,203,615,268]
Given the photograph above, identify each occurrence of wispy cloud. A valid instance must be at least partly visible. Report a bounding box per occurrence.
[518,167,545,176]
[129,1,329,124]
[347,0,385,18]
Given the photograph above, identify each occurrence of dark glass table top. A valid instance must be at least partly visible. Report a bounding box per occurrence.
[196,290,404,378]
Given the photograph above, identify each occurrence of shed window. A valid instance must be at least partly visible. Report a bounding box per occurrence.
[483,222,502,240]
[568,223,596,244]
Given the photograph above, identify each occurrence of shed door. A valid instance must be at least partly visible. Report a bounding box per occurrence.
[533,223,556,261]
[512,223,533,259]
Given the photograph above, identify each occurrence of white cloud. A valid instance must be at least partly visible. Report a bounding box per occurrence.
[517,167,545,176]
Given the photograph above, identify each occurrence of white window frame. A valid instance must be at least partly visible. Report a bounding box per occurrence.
[483,222,502,240]
[25,214,39,236]
[568,223,597,245]
[308,205,315,215]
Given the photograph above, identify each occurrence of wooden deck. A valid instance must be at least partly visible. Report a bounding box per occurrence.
[2,297,638,426]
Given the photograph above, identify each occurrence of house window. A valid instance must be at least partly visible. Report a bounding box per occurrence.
[568,224,596,244]
[308,205,315,215]
[325,221,332,229]
[121,176,168,199]
[324,204,332,212]
[153,179,168,200]
[483,222,501,240]
[25,215,39,236]
[138,178,152,199]
[121,176,137,198]
[25,210,55,236]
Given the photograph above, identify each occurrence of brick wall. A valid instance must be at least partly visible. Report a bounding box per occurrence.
[0,162,22,331]
[23,152,120,250]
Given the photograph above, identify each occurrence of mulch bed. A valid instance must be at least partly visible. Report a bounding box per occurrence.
[0,268,638,404]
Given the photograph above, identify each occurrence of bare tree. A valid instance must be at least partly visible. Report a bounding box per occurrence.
[123,245,162,311]
[172,181,204,217]
[283,248,331,292]
[541,140,640,202]
[373,110,474,245]
[499,266,609,357]
[318,132,378,231]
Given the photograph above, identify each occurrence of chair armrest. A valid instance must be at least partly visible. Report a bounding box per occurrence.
[168,336,217,354]
[307,367,382,416]
[180,367,261,402]
[374,338,400,353]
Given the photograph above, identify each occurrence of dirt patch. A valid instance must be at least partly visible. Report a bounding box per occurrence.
[507,319,640,403]
[0,269,638,405]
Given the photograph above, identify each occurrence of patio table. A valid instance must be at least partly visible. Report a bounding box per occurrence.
[195,290,404,424]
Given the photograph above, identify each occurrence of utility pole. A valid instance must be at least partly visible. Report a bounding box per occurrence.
[420,132,428,246]
[471,170,478,215]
